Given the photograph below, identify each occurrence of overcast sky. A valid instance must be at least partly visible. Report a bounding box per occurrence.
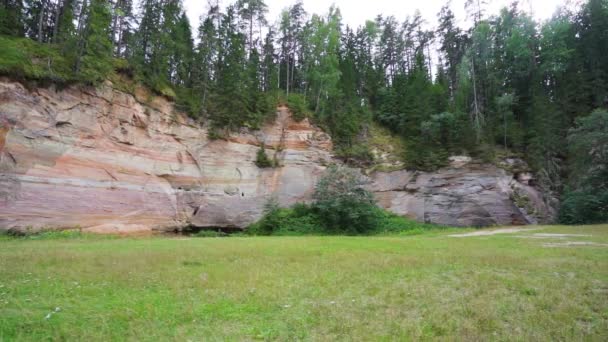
[182,0,568,30]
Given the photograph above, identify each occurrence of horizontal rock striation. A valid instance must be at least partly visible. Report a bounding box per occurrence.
[0,80,331,233]
[0,79,554,233]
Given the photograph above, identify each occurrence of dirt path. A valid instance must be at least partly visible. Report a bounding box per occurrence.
[448,227,540,238]
[543,241,608,248]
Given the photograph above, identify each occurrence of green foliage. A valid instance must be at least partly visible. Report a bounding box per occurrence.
[311,164,379,234]
[0,1,114,85]
[207,128,227,141]
[23,230,86,240]
[193,230,229,238]
[334,144,374,165]
[0,228,112,240]
[559,191,608,224]
[403,111,476,171]
[78,0,113,83]
[0,36,72,82]
[566,109,608,190]
[255,145,275,168]
[286,93,310,121]
[375,210,443,234]
[249,165,385,236]
[404,138,450,172]
[248,201,324,236]
[248,195,437,236]
[559,109,608,224]
[0,1,23,36]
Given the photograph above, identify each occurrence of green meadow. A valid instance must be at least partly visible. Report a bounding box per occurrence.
[1,225,607,341]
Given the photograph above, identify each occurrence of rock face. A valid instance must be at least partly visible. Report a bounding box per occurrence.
[0,79,554,233]
[0,80,331,233]
[371,161,555,227]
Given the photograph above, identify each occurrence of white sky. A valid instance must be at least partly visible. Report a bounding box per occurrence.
[183,0,568,30]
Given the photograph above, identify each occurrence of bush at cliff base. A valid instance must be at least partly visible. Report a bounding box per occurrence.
[248,165,437,235]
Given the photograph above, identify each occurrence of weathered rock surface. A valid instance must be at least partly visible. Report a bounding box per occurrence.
[0,79,554,232]
[371,160,556,227]
[0,80,331,233]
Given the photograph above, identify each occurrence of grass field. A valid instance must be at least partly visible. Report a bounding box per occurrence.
[1,225,607,341]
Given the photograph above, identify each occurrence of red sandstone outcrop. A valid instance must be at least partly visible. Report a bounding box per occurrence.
[0,79,554,233]
[0,80,331,233]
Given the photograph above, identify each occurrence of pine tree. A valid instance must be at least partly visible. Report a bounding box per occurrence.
[236,0,267,55]
[78,0,112,82]
[261,28,277,92]
[209,5,249,129]
[110,0,134,58]
[1,0,24,36]
[437,2,465,98]
[53,0,75,44]
[192,15,218,117]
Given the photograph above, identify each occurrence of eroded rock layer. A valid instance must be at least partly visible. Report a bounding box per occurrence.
[0,79,553,232]
[0,80,331,233]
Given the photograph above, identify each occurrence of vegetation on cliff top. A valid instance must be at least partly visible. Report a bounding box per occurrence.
[1,0,607,223]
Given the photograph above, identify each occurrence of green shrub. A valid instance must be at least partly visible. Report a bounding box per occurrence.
[207,128,228,140]
[194,230,229,238]
[248,92,279,128]
[1,228,112,240]
[248,199,324,236]
[248,165,442,236]
[375,210,441,233]
[26,230,86,240]
[404,138,449,171]
[247,198,438,236]
[174,86,201,118]
[255,145,275,168]
[0,36,72,82]
[311,165,381,234]
[286,93,311,121]
[334,144,375,165]
[559,190,608,224]
[559,109,608,224]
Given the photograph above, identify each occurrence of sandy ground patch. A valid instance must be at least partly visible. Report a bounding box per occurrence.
[448,227,539,237]
[514,233,593,239]
[533,233,592,238]
[543,241,608,248]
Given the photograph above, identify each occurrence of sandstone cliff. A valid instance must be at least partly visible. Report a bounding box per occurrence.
[0,80,554,233]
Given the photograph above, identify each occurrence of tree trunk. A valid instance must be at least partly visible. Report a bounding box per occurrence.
[111,0,119,54]
[285,54,290,97]
[52,0,63,43]
[504,110,507,150]
[249,16,253,56]
[74,0,89,73]
[426,44,433,79]
[315,81,323,113]
[116,15,124,57]
[290,55,296,93]
[37,2,46,42]
[471,58,482,142]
